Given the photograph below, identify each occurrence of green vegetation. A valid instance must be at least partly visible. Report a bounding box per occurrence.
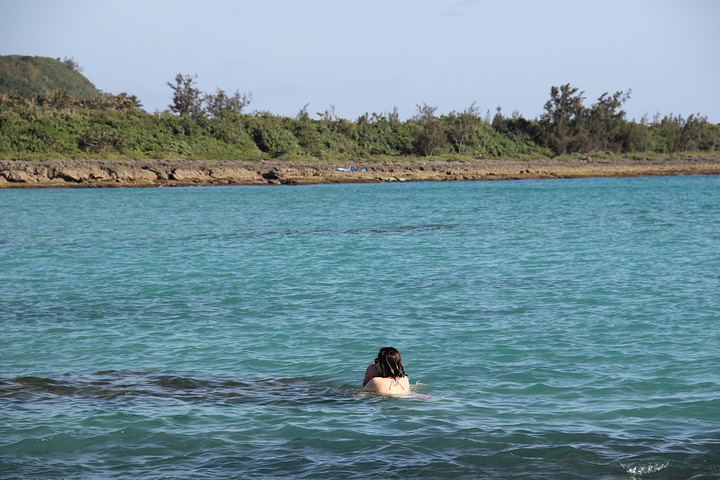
[0,55,100,98]
[1,57,718,161]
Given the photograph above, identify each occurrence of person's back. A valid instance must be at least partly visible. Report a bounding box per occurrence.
[363,375,410,395]
[362,347,410,395]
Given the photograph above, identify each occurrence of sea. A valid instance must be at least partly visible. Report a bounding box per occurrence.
[1,175,719,479]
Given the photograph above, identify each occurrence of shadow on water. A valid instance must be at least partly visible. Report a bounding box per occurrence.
[0,370,362,406]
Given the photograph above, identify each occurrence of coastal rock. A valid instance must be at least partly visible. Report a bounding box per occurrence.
[110,166,158,182]
[1,157,719,187]
[53,166,112,182]
[209,166,257,181]
[170,168,213,182]
[2,167,40,183]
[1,163,52,183]
[149,167,170,180]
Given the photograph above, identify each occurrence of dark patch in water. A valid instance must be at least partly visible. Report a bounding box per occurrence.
[0,371,362,406]
[1,224,454,249]
[136,223,455,242]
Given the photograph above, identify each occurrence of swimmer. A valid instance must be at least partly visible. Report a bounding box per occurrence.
[362,347,410,395]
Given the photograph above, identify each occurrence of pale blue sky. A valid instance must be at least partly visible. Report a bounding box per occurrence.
[2,0,719,122]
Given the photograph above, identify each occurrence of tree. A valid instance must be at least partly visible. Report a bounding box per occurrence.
[588,89,631,151]
[446,102,483,154]
[387,106,400,124]
[62,56,83,73]
[296,103,311,121]
[108,92,143,111]
[652,114,685,153]
[543,84,586,124]
[541,83,589,155]
[205,88,252,117]
[679,114,719,152]
[318,104,340,122]
[167,73,204,117]
[412,103,444,156]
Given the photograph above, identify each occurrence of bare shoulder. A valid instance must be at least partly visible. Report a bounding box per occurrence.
[363,363,379,387]
[363,376,411,395]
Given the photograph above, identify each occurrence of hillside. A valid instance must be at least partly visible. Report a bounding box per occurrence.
[0,55,100,97]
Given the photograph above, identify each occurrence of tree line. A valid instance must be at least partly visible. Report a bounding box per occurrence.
[0,73,718,161]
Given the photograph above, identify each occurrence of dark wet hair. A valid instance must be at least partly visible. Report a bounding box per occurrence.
[376,347,406,378]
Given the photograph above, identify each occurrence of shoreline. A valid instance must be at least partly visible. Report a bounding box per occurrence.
[1,157,719,188]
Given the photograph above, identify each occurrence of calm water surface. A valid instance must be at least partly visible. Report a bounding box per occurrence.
[1,176,719,479]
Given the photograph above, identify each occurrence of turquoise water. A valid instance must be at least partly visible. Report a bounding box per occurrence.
[1,176,719,479]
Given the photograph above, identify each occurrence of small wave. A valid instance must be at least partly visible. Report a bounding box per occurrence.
[622,461,669,476]
[178,223,455,241]
[0,224,454,249]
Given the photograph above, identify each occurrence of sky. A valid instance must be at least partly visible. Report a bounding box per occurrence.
[1,0,719,123]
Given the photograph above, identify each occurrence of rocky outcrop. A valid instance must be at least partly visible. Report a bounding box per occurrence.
[1,157,719,188]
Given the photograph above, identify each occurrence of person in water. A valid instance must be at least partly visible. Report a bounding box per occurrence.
[362,347,410,394]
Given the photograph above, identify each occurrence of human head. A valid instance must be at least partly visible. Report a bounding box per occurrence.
[376,347,406,378]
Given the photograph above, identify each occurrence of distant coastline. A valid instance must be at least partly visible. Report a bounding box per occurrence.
[3,58,719,176]
[1,157,719,188]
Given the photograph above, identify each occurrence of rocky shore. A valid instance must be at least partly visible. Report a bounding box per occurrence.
[1,157,719,188]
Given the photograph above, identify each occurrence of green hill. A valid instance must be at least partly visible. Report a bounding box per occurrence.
[0,55,100,97]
